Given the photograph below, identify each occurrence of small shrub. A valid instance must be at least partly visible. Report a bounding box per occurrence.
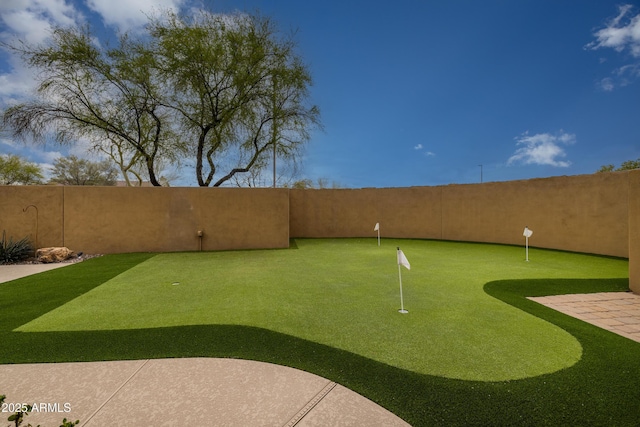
[0,230,33,264]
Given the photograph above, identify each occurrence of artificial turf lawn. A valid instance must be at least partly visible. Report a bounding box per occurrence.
[15,238,614,381]
[1,239,638,426]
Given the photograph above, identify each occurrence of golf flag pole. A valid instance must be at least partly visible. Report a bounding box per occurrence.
[523,226,533,261]
[397,247,410,314]
[374,222,380,246]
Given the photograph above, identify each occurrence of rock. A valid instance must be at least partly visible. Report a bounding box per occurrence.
[36,247,75,263]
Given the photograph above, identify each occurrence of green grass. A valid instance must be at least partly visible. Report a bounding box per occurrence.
[15,239,606,381]
[1,239,638,426]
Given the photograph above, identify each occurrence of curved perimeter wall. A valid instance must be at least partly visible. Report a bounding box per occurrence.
[290,171,636,291]
[1,170,638,291]
[290,172,629,256]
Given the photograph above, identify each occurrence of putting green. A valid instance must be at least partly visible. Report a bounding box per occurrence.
[17,239,628,381]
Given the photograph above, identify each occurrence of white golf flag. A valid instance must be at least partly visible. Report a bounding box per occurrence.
[397,249,410,270]
[523,227,533,238]
[374,223,379,231]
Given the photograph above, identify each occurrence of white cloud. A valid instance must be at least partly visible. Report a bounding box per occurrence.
[1,9,51,43]
[0,0,80,44]
[39,148,62,163]
[586,5,640,57]
[68,135,102,158]
[0,58,40,104]
[413,144,435,156]
[615,63,640,84]
[36,0,78,26]
[0,0,85,106]
[587,5,640,90]
[597,62,640,91]
[1,137,17,147]
[508,131,575,167]
[0,1,30,12]
[87,0,185,32]
[598,77,615,91]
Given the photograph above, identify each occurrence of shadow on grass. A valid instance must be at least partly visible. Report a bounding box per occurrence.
[2,257,639,426]
[0,253,156,330]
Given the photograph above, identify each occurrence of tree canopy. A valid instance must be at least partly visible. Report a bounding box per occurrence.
[0,154,43,185]
[597,158,640,172]
[49,155,118,186]
[1,10,320,187]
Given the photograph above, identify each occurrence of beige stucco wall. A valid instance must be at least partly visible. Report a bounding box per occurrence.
[1,186,289,254]
[629,170,640,293]
[0,186,64,249]
[440,173,629,256]
[289,186,442,239]
[0,172,635,288]
[290,173,630,258]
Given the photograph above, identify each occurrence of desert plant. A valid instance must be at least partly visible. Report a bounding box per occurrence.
[0,231,33,264]
[7,405,32,427]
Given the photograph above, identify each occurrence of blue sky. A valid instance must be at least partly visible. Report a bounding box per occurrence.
[1,1,639,187]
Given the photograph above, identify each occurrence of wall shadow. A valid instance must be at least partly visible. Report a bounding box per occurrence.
[2,255,638,426]
[1,276,639,426]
